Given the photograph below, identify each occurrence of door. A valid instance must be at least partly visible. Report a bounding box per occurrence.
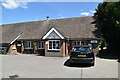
[16,41,22,53]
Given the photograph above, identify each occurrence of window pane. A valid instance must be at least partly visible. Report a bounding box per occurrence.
[77,41,80,45]
[38,42,41,48]
[57,41,59,47]
[27,42,29,48]
[49,46,52,49]
[49,41,52,49]
[29,42,31,48]
[56,47,60,49]
[49,41,52,46]
[25,41,32,48]
[25,42,28,48]
[53,41,55,46]
[53,41,55,49]
[81,41,84,45]
[56,41,60,49]
[56,41,59,44]
[42,42,44,48]
[31,42,33,48]
[73,41,76,45]
[56,43,59,47]
[53,46,56,49]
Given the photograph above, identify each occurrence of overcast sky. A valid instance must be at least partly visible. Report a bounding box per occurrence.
[1,1,102,24]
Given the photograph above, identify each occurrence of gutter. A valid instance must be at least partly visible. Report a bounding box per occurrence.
[17,38,101,41]
[69,38,101,40]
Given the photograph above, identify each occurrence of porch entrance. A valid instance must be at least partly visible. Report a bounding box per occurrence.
[16,41,22,53]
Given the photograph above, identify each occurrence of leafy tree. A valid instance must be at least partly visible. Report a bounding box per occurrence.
[95,2,120,56]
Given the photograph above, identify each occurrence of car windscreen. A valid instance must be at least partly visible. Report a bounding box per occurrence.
[74,47,91,53]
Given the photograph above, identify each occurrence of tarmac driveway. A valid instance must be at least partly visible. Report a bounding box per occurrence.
[1,54,118,78]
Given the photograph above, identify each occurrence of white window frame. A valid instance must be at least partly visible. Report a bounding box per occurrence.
[48,40,60,50]
[25,41,33,49]
[73,41,85,46]
[38,41,45,49]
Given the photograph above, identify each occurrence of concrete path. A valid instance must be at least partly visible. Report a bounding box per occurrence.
[1,54,118,78]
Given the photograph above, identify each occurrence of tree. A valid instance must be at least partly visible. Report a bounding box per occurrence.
[95,2,120,56]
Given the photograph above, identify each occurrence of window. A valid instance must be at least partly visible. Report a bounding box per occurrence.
[73,41,81,46]
[25,41,33,49]
[48,40,60,50]
[73,41,85,46]
[0,47,7,54]
[77,41,81,45]
[74,47,91,53]
[73,41,76,45]
[38,41,44,49]
[81,41,84,45]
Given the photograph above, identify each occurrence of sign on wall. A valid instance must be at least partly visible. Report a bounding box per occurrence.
[17,44,21,46]
[90,40,98,43]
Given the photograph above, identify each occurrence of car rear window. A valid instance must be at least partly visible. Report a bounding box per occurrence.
[74,47,91,53]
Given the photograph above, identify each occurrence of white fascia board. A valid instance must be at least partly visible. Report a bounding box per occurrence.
[10,35,21,44]
[42,28,64,39]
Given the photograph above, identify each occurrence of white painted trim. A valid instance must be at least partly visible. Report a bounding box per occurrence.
[10,35,20,44]
[42,28,64,39]
[48,40,60,51]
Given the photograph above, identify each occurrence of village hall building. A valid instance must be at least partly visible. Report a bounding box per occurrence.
[0,16,101,57]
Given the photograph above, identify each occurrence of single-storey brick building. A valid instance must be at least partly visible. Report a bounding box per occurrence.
[0,16,101,57]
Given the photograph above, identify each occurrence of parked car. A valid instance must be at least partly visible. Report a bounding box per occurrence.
[69,45,95,66]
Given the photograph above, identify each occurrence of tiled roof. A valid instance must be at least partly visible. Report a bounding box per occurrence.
[0,16,101,43]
